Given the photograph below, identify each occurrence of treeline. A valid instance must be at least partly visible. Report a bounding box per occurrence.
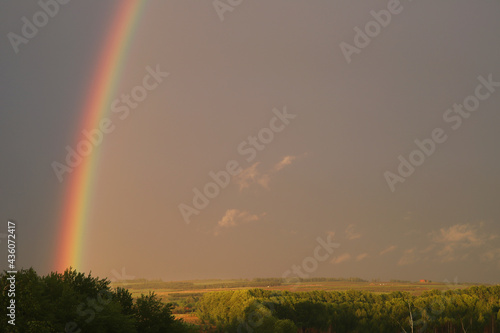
[196,287,500,332]
[115,278,284,291]
[115,277,368,291]
[292,277,368,282]
[0,268,196,333]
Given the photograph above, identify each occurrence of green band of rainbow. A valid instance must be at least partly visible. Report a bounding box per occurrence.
[54,0,146,272]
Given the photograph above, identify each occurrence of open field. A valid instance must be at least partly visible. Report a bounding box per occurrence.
[111,278,481,298]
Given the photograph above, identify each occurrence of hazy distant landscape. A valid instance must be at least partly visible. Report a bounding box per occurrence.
[112,276,477,309]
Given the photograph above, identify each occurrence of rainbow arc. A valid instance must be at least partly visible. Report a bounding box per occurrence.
[55,0,147,272]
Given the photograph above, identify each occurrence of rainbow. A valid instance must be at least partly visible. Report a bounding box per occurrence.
[54,0,147,272]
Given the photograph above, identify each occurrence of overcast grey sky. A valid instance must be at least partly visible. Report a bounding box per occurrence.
[1,0,499,283]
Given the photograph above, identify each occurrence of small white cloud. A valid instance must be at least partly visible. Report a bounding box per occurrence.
[429,223,494,262]
[233,163,261,191]
[233,155,301,191]
[257,173,271,189]
[432,224,484,246]
[345,224,361,240]
[394,222,498,265]
[214,209,265,236]
[379,245,397,256]
[274,155,297,171]
[356,253,368,261]
[217,209,261,228]
[331,253,351,264]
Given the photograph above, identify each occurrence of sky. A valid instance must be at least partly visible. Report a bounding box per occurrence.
[0,0,499,284]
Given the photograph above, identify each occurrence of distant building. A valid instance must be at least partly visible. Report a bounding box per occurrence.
[419,279,429,283]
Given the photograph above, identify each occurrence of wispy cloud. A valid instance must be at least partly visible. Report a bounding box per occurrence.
[430,223,492,262]
[420,244,435,254]
[234,162,262,191]
[217,209,261,227]
[398,248,418,266]
[397,222,499,265]
[331,253,351,264]
[481,248,500,268]
[274,155,297,171]
[234,155,300,191]
[214,209,264,235]
[356,253,368,261]
[256,173,271,189]
[345,224,361,240]
[432,223,485,245]
[380,245,397,256]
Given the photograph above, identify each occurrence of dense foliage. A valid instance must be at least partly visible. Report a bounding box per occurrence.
[196,287,500,332]
[0,268,195,333]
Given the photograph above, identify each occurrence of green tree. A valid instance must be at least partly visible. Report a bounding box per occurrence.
[273,319,298,333]
[113,287,135,315]
[134,291,173,332]
[0,268,198,333]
